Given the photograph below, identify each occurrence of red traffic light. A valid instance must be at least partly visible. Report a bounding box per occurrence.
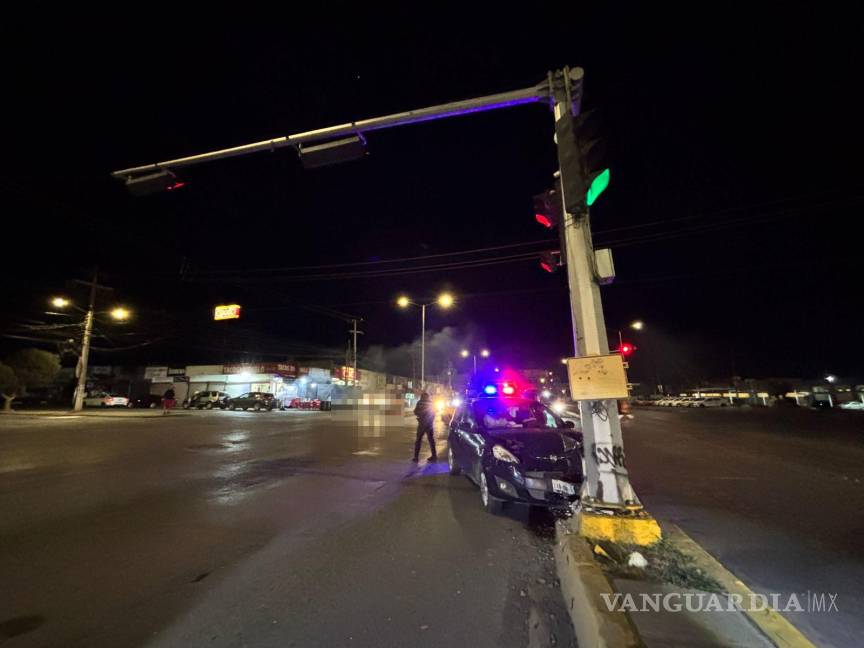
[539,251,560,273]
[535,213,554,228]
[533,190,560,229]
[617,342,636,357]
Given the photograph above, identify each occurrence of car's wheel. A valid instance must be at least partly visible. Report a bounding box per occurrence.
[204,402,213,410]
[228,403,236,411]
[448,447,461,475]
[479,472,503,514]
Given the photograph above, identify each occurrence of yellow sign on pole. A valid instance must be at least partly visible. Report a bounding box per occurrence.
[214,304,241,320]
[565,354,629,400]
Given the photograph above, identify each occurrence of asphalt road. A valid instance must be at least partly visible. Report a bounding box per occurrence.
[0,410,575,648]
[626,406,864,648]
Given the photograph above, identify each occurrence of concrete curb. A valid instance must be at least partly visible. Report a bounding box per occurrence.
[554,517,643,648]
[664,524,817,648]
[554,516,818,648]
[0,411,192,419]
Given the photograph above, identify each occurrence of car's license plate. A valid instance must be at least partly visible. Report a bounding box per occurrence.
[551,479,575,495]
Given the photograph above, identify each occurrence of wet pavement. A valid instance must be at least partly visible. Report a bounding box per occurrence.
[0,411,575,647]
[626,406,864,648]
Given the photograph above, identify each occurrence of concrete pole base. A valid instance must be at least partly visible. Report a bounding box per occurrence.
[578,509,662,546]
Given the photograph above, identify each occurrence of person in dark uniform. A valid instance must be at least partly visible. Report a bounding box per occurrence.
[412,391,437,462]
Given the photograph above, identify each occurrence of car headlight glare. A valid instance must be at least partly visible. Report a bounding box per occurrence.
[492,444,520,464]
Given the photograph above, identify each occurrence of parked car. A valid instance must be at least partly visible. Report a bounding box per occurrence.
[839,401,864,411]
[226,392,276,411]
[128,394,162,408]
[10,392,53,408]
[186,390,230,409]
[83,392,130,407]
[690,397,728,408]
[448,394,583,514]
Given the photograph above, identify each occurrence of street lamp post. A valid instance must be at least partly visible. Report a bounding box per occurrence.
[53,284,132,412]
[397,293,454,390]
[460,348,490,374]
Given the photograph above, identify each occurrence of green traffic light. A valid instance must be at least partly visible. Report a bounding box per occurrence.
[586,168,611,206]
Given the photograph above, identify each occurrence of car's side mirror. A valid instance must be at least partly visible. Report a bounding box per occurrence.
[565,420,575,429]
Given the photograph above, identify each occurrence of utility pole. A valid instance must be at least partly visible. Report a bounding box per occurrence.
[349,319,363,388]
[72,271,100,412]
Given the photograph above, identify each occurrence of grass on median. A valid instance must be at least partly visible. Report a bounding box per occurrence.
[590,538,724,593]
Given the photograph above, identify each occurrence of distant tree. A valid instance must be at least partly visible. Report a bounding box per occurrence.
[0,363,19,411]
[1,349,61,411]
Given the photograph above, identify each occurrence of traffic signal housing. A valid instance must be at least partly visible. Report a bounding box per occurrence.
[533,186,567,272]
[124,169,185,196]
[539,250,560,273]
[555,107,611,214]
[533,189,561,229]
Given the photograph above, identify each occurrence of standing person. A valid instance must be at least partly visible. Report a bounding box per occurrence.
[162,387,176,415]
[412,391,437,462]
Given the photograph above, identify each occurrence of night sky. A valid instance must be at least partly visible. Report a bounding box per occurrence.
[2,7,862,385]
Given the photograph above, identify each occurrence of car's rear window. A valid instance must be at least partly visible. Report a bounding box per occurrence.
[472,399,562,429]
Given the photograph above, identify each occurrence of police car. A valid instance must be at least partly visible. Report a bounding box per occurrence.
[447,380,584,514]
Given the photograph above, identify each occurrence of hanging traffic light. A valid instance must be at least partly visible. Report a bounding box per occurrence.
[533,189,560,229]
[124,169,185,196]
[617,342,636,357]
[539,251,560,273]
[298,135,368,169]
[554,74,611,214]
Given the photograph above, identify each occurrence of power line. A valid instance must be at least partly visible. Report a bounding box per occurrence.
[188,239,552,275]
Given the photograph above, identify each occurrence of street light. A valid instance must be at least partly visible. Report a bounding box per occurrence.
[111,307,131,321]
[438,292,455,309]
[630,320,644,331]
[460,348,490,374]
[825,374,837,384]
[54,287,133,411]
[396,292,455,389]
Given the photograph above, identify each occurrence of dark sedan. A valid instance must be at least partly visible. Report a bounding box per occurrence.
[128,394,162,409]
[226,392,276,411]
[448,396,583,514]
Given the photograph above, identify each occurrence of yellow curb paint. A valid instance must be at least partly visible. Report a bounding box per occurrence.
[579,511,662,546]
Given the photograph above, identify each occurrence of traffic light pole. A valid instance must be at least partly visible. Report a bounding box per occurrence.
[553,73,660,544]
